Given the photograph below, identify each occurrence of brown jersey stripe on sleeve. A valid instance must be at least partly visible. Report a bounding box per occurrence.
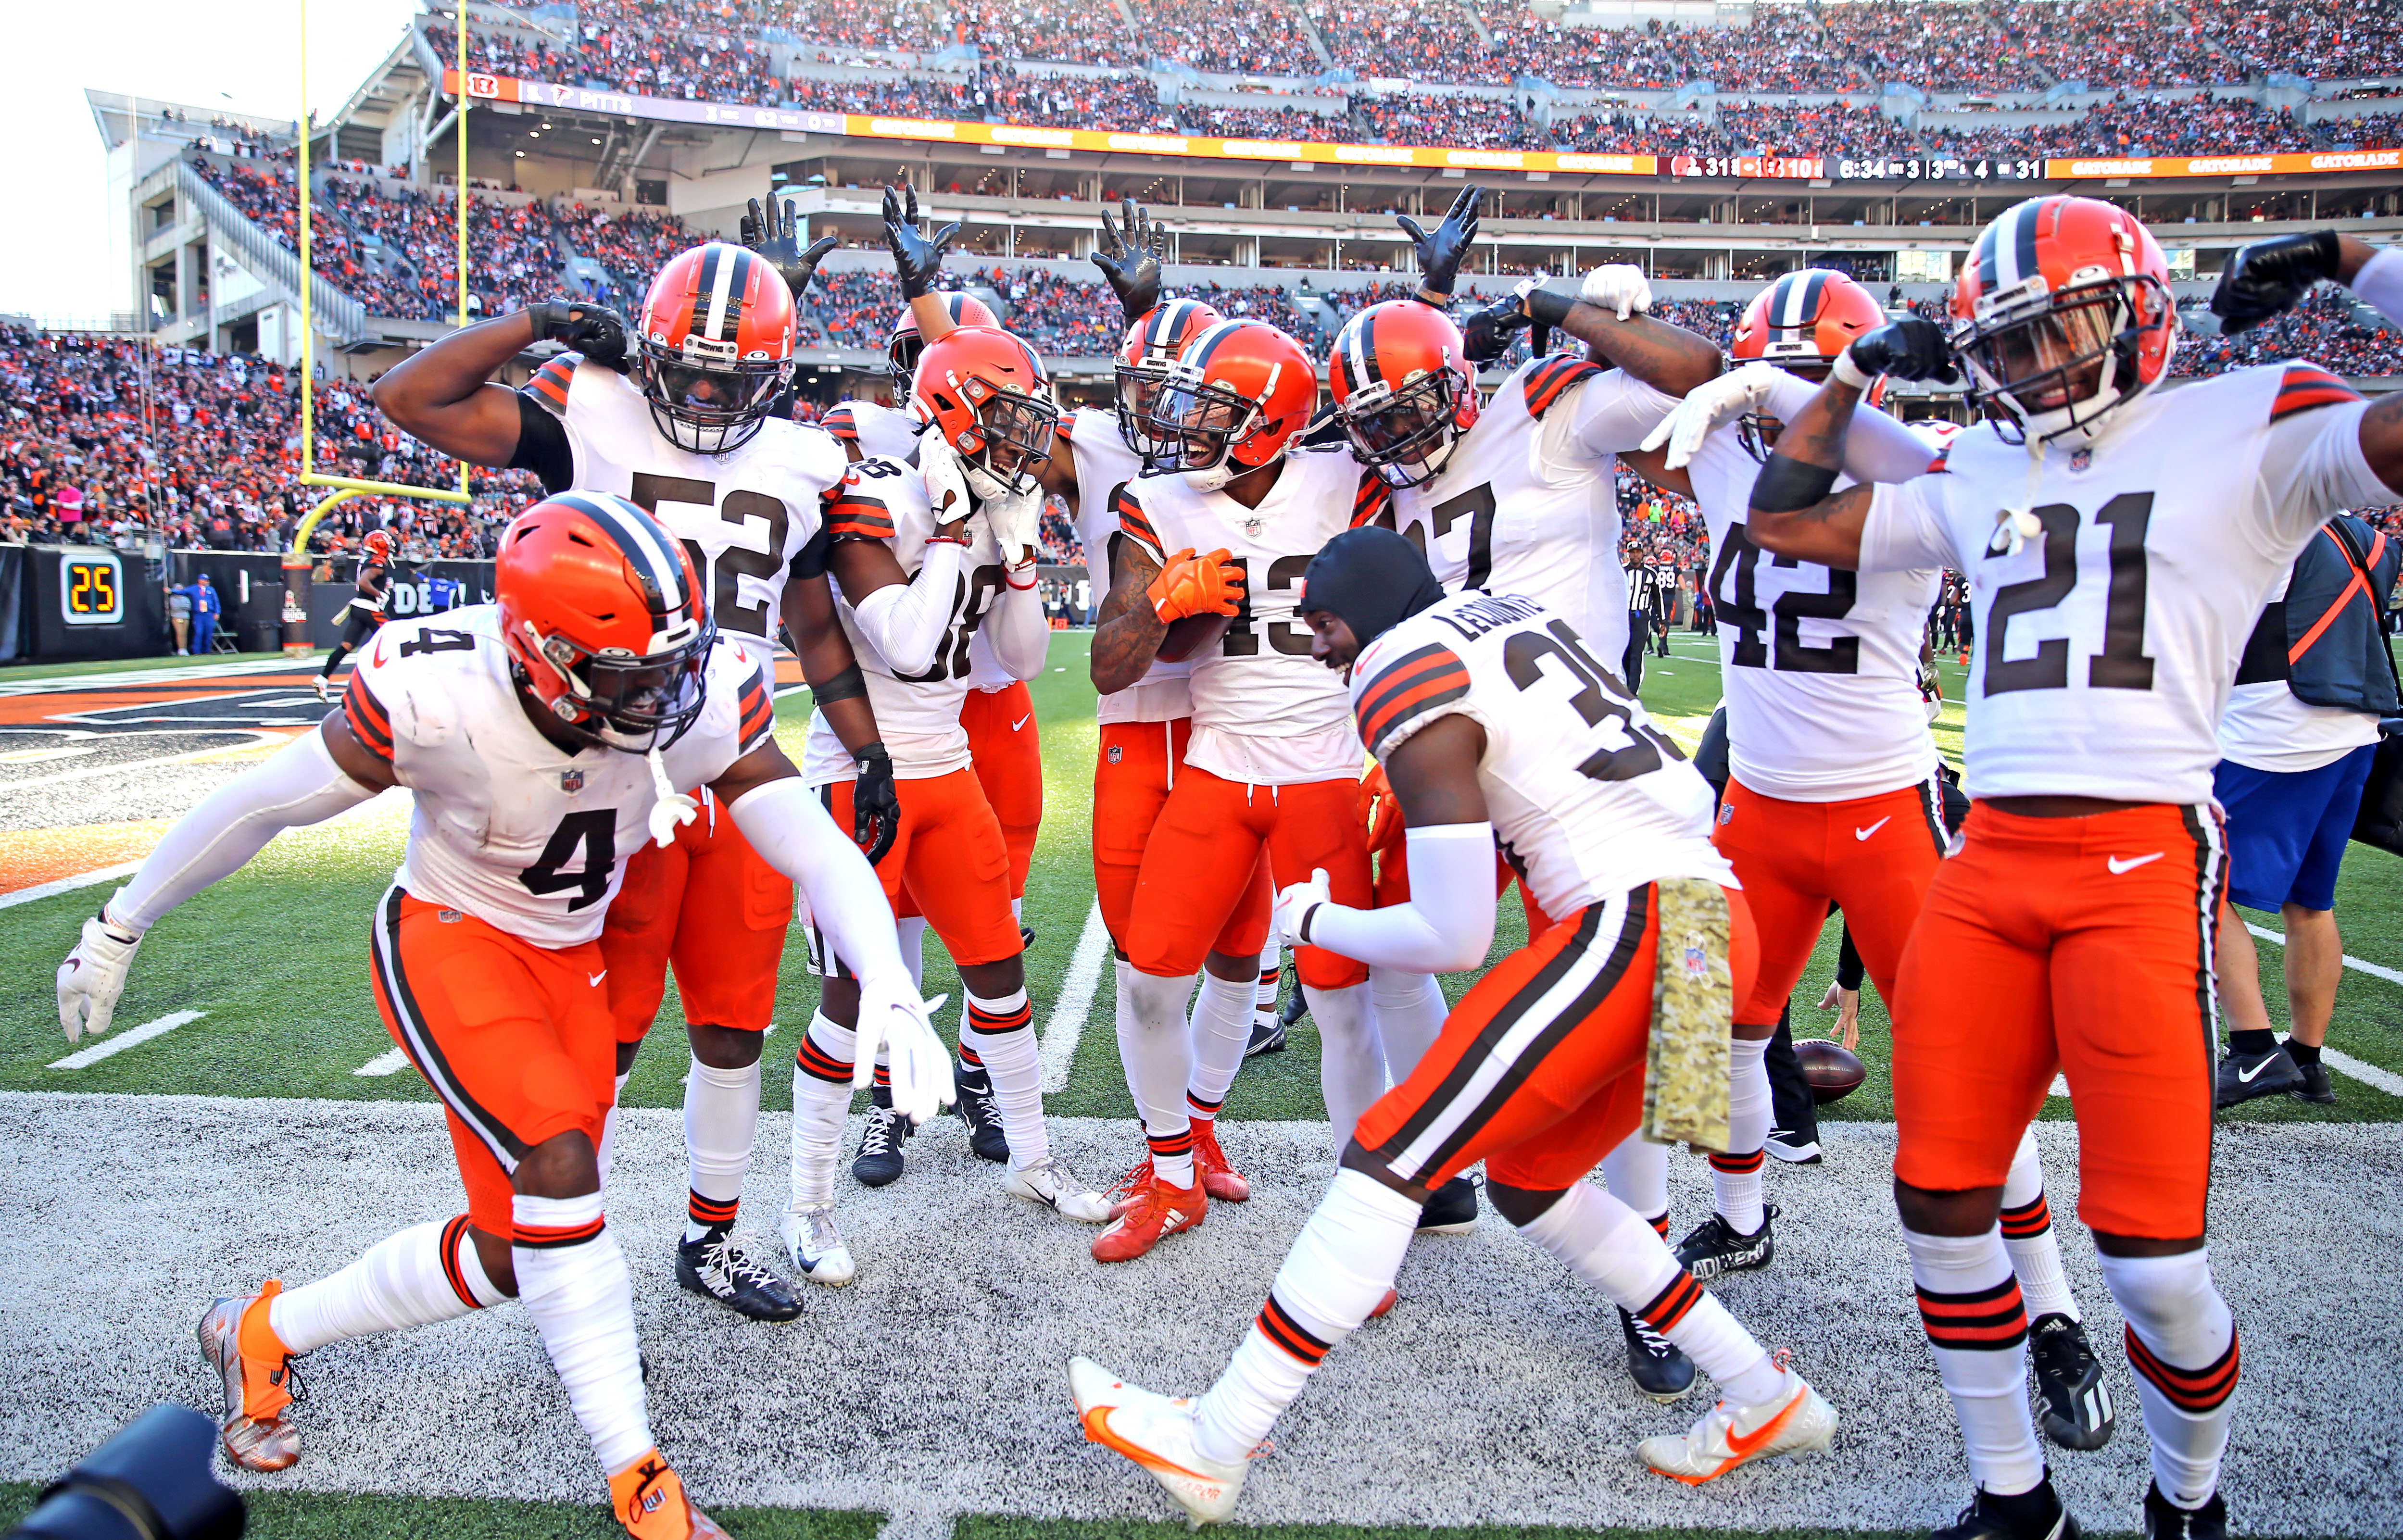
[1523,356,1602,419]
[344,677,395,759]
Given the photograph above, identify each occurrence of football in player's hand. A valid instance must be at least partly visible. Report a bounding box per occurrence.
[1157,612,1232,662]
[1797,1039,1867,1104]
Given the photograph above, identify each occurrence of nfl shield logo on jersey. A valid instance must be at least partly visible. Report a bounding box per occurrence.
[560,768,586,793]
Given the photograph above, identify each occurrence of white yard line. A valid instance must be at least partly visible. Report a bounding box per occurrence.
[0,863,141,912]
[2239,922,2403,1095]
[48,1010,206,1069]
[0,734,282,794]
[353,1048,411,1077]
[1039,899,1109,1093]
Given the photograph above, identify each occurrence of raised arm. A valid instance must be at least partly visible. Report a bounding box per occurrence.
[370,303,626,467]
[2214,230,2403,492]
[1748,319,1957,567]
[1522,269,1724,400]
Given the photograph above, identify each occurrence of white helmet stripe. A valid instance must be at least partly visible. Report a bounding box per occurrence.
[703,244,740,343]
[556,492,690,616]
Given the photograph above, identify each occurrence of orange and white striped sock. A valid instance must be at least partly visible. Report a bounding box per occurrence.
[963,987,1042,1167]
[683,1054,759,1243]
[2101,1250,2238,1510]
[513,1191,651,1474]
[270,1215,501,1352]
[1905,1225,2042,1497]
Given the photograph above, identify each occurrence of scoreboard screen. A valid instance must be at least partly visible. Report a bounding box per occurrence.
[61,552,124,626]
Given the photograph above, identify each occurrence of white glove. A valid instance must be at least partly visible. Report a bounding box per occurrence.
[1274,867,1333,949]
[1579,263,1652,321]
[58,910,143,1042]
[919,438,972,527]
[1638,360,1787,470]
[984,484,1044,564]
[644,747,698,849]
[854,977,955,1127]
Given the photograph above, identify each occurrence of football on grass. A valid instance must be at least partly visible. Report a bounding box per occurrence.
[1797,1039,1867,1104]
[1157,611,1233,662]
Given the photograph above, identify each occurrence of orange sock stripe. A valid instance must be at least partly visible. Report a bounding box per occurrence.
[688,1190,741,1227]
[968,1002,1033,1033]
[1709,1149,1765,1175]
[1639,1271,1703,1333]
[1645,1211,1669,1239]
[796,1038,854,1084]
[1185,1089,1226,1114]
[2125,1326,2240,1413]
[1999,1194,2053,1239]
[1257,1295,1331,1366]
[872,1063,893,1085]
[513,1215,606,1250]
[438,1214,485,1310]
[955,1046,981,1068]
[1916,1278,2029,1350]
[1147,1128,1195,1157]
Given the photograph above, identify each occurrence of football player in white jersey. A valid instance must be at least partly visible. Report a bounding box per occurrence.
[55,494,942,1540]
[790,323,1112,1254]
[1630,267,2115,1453]
[373,239,905,1322]
[1070,527,1837,1525]
[1742,198,2403,1540]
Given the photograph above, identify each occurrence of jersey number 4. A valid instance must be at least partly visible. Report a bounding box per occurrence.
[628,472,788,639]
[1984,494,2155,697]
[519,810,616,912]
[1505,619,1683,781]
[1709,524,1859,674]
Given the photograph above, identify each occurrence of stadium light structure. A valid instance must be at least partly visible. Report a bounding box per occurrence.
[283,0,474,649]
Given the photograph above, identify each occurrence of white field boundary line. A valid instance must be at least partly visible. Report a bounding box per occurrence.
[0,863,141,913]
[0,656,316,696]
[0,732,284,794]
[1039,899,1109,1093]
[354,1047,411,1077]
[2240,921,2403,1097]
[48,1010,206,1069]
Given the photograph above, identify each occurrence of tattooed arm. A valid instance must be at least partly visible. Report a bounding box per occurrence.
[1091,536,1170,695]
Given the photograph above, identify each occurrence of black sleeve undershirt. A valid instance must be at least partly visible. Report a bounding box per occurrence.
[511,392,576,496]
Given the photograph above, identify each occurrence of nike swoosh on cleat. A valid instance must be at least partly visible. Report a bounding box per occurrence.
[2236,1059,2275,1083]
[1079,1408,1226,1490]
[1660,1389,1808,1486]
[1012,714,1032,731]
[2107,852,2164,874]
[1854,817,1891,840]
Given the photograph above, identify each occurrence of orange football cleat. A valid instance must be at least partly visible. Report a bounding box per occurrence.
[196,1280,303,1472]
[1368,1288,1398,1319]
[609,1451,731,1540]
[1190,1122,1249,1203]
[1092,1174,1206,1264]
[1105,1155,1156,1222]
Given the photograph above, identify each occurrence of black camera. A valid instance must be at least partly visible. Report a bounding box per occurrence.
[7,1405,244,1540]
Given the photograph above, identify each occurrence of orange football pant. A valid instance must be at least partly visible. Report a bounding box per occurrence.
[368,887,617,1238]
[1712,774,1949,1027]
[1891,800,2227,1239]
[599,794,792,1044]
[1354,884,1757,1193]
[1127,766,1371,989]
[817,768,1021,972]
[1093,718,1271,959]
[960,680,1042,899]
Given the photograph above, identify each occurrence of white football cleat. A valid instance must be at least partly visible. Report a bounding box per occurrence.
[1006,1156,1111,1223]
[312,674,331,703]
[1069,1356,1248,1527]
[780,1202,856,1288]
[1636,1363,1836,1485]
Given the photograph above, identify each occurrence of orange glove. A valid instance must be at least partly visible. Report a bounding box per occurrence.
[1357,763,1405,855]
[1147,546,1246,624]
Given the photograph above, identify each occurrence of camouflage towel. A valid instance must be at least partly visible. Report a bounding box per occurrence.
[1642,877,1733,1150]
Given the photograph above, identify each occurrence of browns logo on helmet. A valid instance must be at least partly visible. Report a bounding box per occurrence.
[634,243,796,455]
[889,293,999,408]
[1327,300,1479,490]
[1730,268,1889,460]
[1138,320,1318,491]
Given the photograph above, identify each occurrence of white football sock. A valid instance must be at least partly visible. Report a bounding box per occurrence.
[1516,1182,1783,1406]
[790,1012,856,1208]
[512,1191,652,1474]
[1183,969,1254,1128]
[1709,1036,1770,1233]
[1190,1169,1420,1465]
[270,1215,502,1352]
[1011,897,1024,925]
[1369,966,1448,1085]
[1118,963,1196,1145]
[2000,1126,2077,1322]
[1255,940,1281,1024]
[2099,1249,2238,1510]
[596,1071,630,1191]
[963,987,1045,1167]
[1305,981,1384,1144]
[1904,1225,2042,1498]
[1601,1131,1669,1230]
[682,1054,759,1242]
[895,916,928,991]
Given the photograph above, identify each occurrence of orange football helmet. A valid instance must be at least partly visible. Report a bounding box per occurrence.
[1115,298,1224,460]
[889,293,999,407]
[496,491,713,751]
[912,325,1059,499]
[1731,268,1890,459]
[634,243,796,454]
[1140,319,1317,490]
[360,528,397,566]
[1328,300,1479,489]
[1951,194,2177,443]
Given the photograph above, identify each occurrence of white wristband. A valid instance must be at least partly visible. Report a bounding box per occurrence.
[1830,347,1876,392]
[2350,245,2403,331]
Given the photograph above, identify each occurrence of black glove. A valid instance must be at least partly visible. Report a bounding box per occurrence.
[881,185,959,301]
[851,742,900,866]
[527,300,630,374]
[740,196,841,302]
[1459,292,1531,364]
[1092,197,1165,323]
[1397,184,1483,300]
[1847,317,1959,385]
[2212,229,2343,335]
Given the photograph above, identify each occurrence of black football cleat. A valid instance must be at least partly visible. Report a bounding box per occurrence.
[1415,1175,1479,1234]
[1931,1477,2083,1540]
[2028,1313,2114,1450]
[1674,1203,1777,1280]
[675,1230,803,1322]
[2143,1482,2226,1540]
[1019,925,1037,952]
[1278,964,1309,1031]
[1616,1305,1695,1402]
[956,1061,1010,1163]
[1245,1014,1288,1057]
[851,1091,911,1187]
[2214,1044,2301,1108]
[2288,1058,2336,1104]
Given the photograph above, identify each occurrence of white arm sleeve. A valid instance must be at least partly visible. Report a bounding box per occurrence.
[849,539,966,677]
[1544,369,1680,468]
[1303,824,1499,975]
[111,726,378,932]
[981,573,1051,680]
[1757,372,1943,484]
[1857,477,1965,576]
[2255,397,2390,553]
[2347,244,2403,331]
[729,775,910,988]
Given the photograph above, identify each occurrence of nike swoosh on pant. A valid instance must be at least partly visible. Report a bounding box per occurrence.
[588,971,608,987]
[1855,817,1891,841]
[1012,715,1032,731]
[2107,852,2164,874]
